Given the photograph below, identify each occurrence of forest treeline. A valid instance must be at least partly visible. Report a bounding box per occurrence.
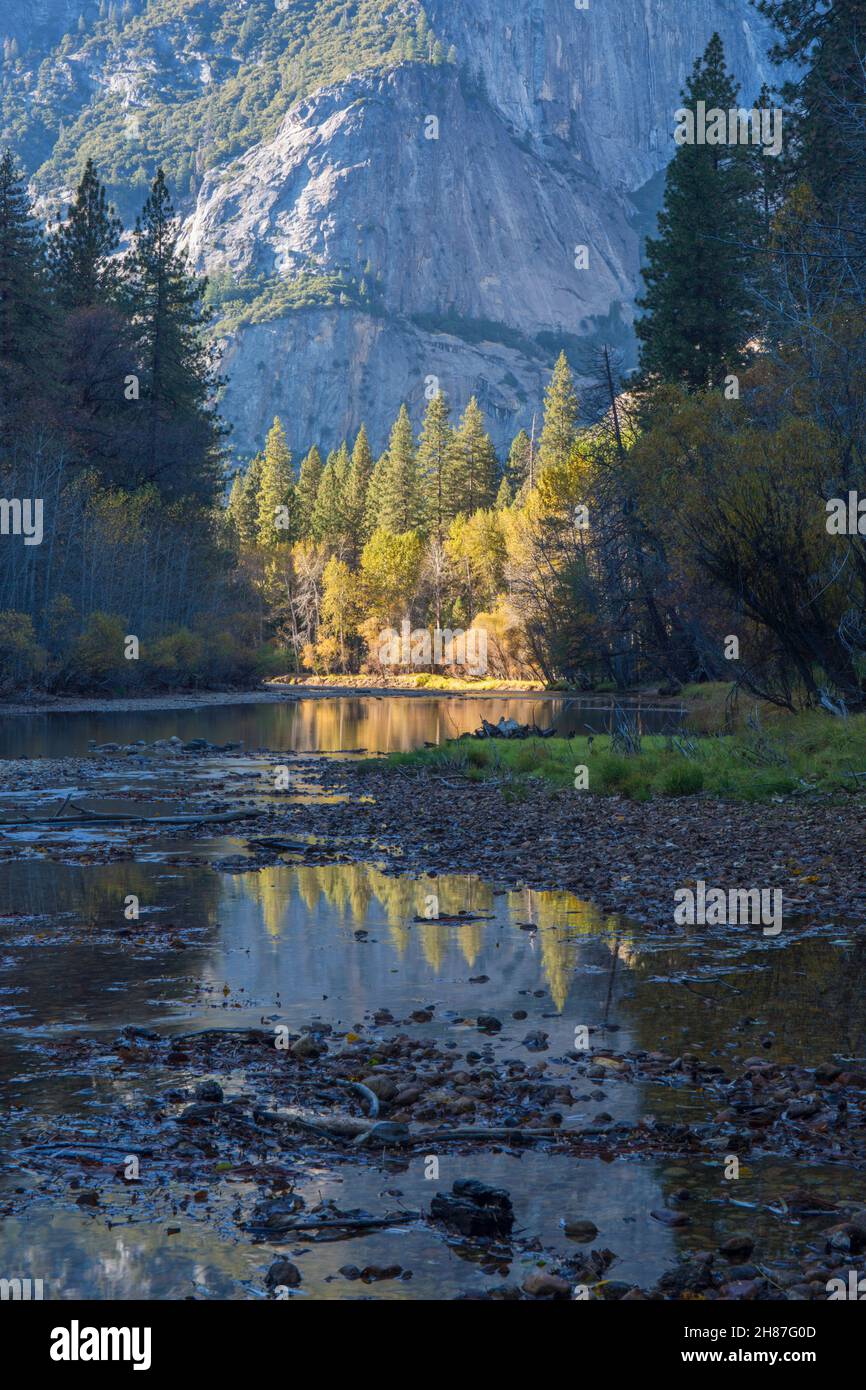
[0,151,257,693]
[227,2,866,711]
[1,0,864,707]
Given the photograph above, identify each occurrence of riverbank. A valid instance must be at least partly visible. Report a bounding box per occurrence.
[382,710,866,801]
[0,683,553,717]
[265,758,864,924]
[1,734,862,920]
[0,679,690,718]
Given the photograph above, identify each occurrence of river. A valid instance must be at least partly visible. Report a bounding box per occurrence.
[0,695,862,1300]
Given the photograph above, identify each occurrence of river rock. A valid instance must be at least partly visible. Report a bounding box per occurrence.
[476,1015,502,1033]
[651,1209,691,1227]
[522,1272,571,1299]
[194,1080,224,1102]
[177,1101,221,1124]
[720,1233,755,1260]
[266,1259,301,1289]
[431,1179,514,1237]
[362,1074,399,1101]
[356,1121,410,1147]
[563,1219,598,1243]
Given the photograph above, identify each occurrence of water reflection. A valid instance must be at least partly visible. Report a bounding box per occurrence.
[0,694,685,759]
[2,853,863,1299]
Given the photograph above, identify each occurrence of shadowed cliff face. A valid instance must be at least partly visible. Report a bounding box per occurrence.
[184,0,781,458]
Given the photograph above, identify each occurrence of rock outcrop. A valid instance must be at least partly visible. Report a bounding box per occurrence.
[183,0,782,456]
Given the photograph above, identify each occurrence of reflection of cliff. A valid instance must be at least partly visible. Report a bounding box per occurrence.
[232,865,633,1009]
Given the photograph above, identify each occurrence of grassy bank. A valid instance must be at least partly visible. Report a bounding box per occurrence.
[381,708,866,801]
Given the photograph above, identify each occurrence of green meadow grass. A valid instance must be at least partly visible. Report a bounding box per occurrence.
[376,711,866,801]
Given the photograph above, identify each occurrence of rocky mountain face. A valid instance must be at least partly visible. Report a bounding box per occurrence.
[3,0,782,459]
[184,0,781,457]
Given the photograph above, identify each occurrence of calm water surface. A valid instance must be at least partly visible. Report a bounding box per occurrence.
[0,693,685,758]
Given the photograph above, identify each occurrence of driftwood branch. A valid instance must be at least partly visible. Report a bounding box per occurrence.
[0,808,253,829]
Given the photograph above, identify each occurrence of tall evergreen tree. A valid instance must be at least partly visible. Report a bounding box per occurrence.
[417,389,454,539]
[506,428,532,492]
[312,442,351,544]
[297,444,324,535]
[256,416,295,546]
[756,0,866,209]
[226,470,246,543]
[447,397,498,515]
[237,452,264,548]
[636,35,760,389]
[378,404,426,532]
[364,450,389,536]
[345,424,374,552]
[538,352,579,474]
[0,149,50,441]
[126,168,223,501]
[48,158,122,309]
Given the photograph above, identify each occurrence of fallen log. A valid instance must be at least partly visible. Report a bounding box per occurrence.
[468,717,557,740]
[0,808,254,829]
[253,1211,419,1235]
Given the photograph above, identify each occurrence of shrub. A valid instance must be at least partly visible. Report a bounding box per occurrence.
[63,612,133,689]
[658,761,705,796]
[0,611,44,691]
[145,629,205,685]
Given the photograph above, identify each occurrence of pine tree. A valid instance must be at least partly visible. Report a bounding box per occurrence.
[495,475,513,509]
[311,442,351,544]
[378,404,426,532]
[538,352,579,475]
[446,396,498,516]
[126,168,223,500]
[49,159,122,309]
[364,451,389,536]
[635,35,760,390]
[345,424,374,549]
[757,0,865,209]
[226,470,246,544]
[417,390,454,539]
[297,444,324,535]
[225,453,263,549]
[0,149,50,441]
[506,428,532,492]
[256,416,295,546]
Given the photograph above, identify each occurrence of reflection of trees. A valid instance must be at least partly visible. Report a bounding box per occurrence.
[229,865,634,1005]
[1,858,220,931]
[504,887,631,1011]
